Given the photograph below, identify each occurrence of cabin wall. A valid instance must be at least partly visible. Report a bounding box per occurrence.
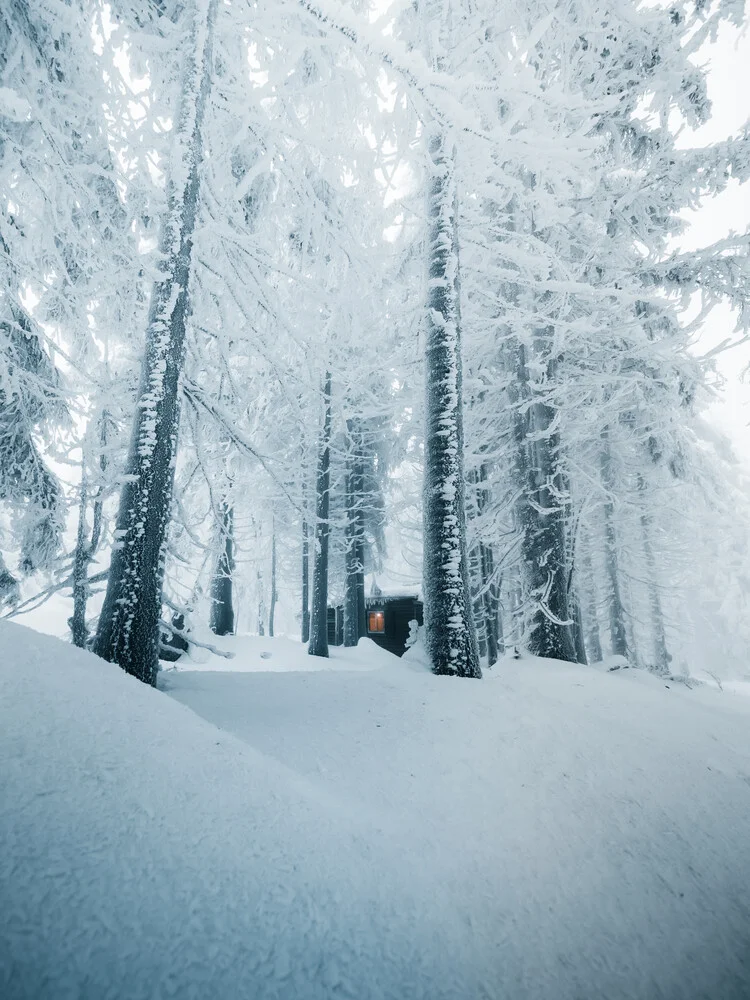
[328,596,423,657]
[366,598,423,657]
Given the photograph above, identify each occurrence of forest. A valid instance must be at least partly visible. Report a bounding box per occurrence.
[4,2,750,998]
[2,0,750,682]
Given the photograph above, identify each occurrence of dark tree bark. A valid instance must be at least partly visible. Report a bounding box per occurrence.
[422,129,480,678]
[209,501,235,636]
[511,346,576,662]
[481,546,501,664]
[308,371,332,658]
[93,0,217,685]
[469,463,500,666]
[0,276,64,573]
[343,421,366,647]
[70,471,92,649]
[571,596,588,665]
[301,513,310,643]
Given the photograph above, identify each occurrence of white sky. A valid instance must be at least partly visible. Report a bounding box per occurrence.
[684,22,750,465]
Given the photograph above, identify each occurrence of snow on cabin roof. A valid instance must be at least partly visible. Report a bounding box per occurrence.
[365,591,421,605]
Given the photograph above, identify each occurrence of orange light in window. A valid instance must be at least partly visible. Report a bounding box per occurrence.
[368,610,385,633]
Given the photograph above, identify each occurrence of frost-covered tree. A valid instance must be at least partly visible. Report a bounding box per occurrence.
[94,0,219,684]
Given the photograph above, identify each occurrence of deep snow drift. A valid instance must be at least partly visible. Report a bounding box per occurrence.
[3,624,750,999]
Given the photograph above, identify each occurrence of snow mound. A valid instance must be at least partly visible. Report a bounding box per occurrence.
[171,630,397,672]
[0,622,497,1000]
[4,623,750,999]
[0,87,31,122]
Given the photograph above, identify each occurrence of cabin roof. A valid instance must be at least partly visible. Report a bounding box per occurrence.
[365,592,421,606]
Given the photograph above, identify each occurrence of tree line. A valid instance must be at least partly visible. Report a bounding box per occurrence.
[1,0,749,684]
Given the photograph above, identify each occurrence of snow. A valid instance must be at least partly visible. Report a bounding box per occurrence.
[4,623,750,998]
[174,630,395,672]
[0,87,31,122]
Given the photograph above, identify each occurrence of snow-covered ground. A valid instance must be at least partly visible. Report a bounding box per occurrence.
[3,623,750,999]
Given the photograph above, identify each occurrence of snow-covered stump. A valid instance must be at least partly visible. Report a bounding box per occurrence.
[422,129,480,679]
[93,0,217,685]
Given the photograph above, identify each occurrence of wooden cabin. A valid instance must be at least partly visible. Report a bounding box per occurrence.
[327,593,423,657]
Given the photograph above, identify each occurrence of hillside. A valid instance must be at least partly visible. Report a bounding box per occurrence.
[3,623,750,999]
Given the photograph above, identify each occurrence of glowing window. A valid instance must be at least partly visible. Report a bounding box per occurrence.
[368,610,385,633]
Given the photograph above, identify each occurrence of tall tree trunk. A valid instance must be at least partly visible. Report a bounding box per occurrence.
[508,564,523,644]
[93,0,217,685]
[343,425,365,646]
[269,516,277,638]
[493,564,505,657]
[511,346,576,662]
[301,513,310,643]
[257,567,265,636]
[209,500,235,636]
[570,596,588,664]
[477,463,500,665]
[70,469,91,649]
[480,543,500,664]
[638,475,669,674]
[600,426,628,659]
[468,466,500,666]
[422,128,480,678]
[579,533,602,662]
[308,371,332,658]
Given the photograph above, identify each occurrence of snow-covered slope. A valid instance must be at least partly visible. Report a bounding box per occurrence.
[3,623,750,999]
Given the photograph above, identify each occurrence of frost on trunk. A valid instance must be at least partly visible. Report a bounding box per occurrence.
[481,545,501,665]
[422,129,480,678]
[0,551,19,610]
[579,532,602,663]
[70,470,92,649]
[70,414,109,649]
[257,567,266,636]
[308,371,332,658]
[209,500,235,636]
[0,278,65,573]
[511,346,576,662]
[93,0,217,685]
[570,596,587,665]
[268,516,277,637]
[301,513,310,643]
[638,475,670,675]
[468,465,500,666]
[600,425,628,659]
[343,420,366,647]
